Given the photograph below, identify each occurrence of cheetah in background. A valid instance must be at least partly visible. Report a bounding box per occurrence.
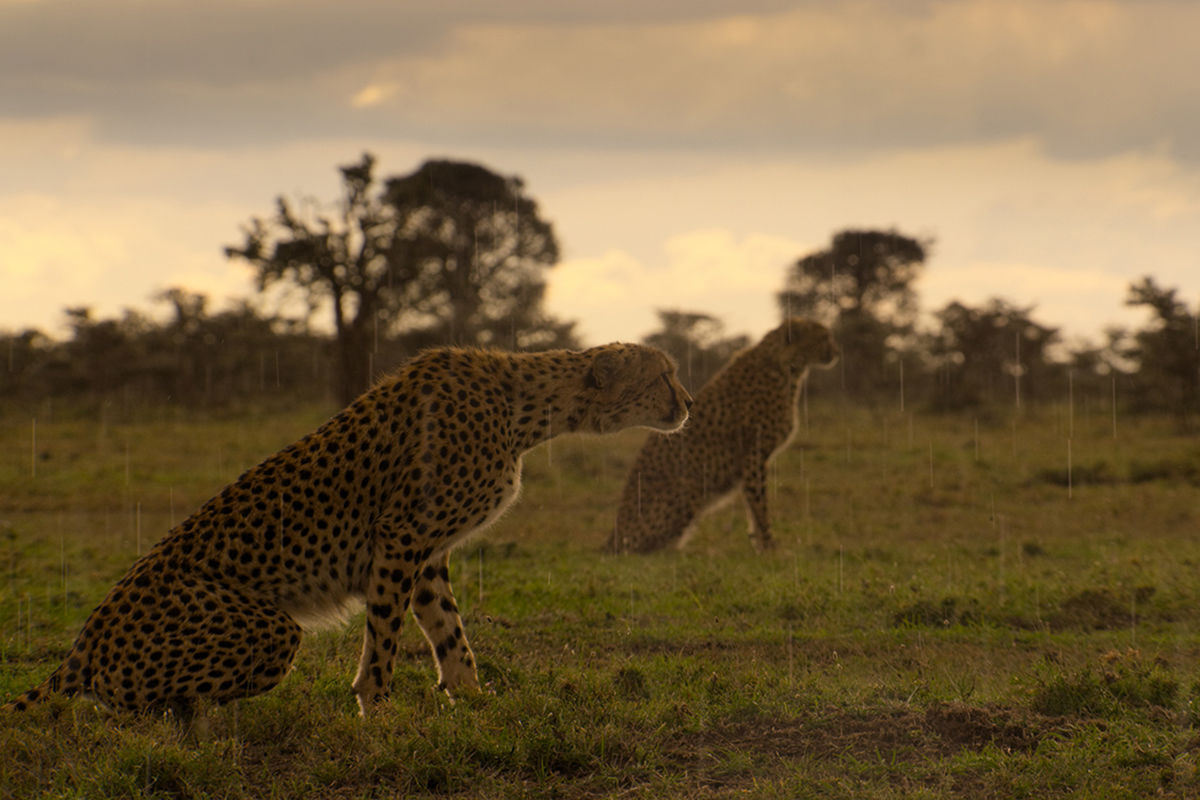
[4,343,692,718]
[610,318,838,554]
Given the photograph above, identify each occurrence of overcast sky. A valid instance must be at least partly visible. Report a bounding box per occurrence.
[2,0,1198,349]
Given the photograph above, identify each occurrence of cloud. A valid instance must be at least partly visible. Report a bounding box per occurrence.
[0,191,254,335]
[2,1,1198,159]
[542,138,1200,344]
[2,118,1197,351]
[546,230,806,345]
[918,263,1150,342]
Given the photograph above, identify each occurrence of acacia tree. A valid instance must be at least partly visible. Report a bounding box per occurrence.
[927,298,1062,410]
[147,288,327,407]
[226,154,574,406]
[382,159,573,351]
[1125,276,1200,425]
[225,153,412,405]
[777,229,928,400]
[641,310,749,392]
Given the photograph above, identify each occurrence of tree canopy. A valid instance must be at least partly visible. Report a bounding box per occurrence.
[225,153,576,405]
[778,229,929,401]
[778,229,927,326]
[1124,276,1200,425]
[927,298,1062,411]
[641,310,749,392]
[382,159,573,351]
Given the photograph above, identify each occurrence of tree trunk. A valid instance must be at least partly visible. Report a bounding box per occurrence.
[334,322,371,406]
[329,285,371,407]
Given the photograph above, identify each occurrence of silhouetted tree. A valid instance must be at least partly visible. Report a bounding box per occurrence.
[225,153,418,406]
[641,310,749,392]
[146,288,331,407]
[927,298,1062,411]
[46,307,144,399]
[778,229,929,401]
[0,328,53,402]
[1062,327,1134,419]
[226,154,575,406]
[0,293,335,415]
[382,159,574,351]
[1125,276,1200,425]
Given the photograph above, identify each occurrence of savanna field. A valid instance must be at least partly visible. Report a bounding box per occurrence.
[2,399,1200,799]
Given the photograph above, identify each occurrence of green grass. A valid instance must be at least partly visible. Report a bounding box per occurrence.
[3,402,1200,798]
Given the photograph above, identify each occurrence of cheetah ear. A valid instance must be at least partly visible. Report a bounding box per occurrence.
[587,350,623,389]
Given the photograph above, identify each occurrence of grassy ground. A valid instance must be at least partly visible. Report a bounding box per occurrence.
[2,399,1200,798]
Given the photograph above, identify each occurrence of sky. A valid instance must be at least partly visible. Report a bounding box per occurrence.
[2,0,1199,351]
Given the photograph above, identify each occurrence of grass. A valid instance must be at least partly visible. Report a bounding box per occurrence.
[2,399,1200,798]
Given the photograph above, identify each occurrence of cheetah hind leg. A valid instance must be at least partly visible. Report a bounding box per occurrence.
[411,553,480,696]
[172,586,304,708]
[83,578,303,717]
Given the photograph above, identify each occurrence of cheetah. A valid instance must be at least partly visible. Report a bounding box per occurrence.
[4,343,692,718]
[609,318,838,554]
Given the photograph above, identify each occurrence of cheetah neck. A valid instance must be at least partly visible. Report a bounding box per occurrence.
[501,350,593,453]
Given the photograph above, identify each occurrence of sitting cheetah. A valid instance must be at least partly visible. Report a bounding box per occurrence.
[4,343,692,718]
[609,318,837,554]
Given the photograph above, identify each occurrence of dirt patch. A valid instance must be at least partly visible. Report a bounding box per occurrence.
[1033,461,1119,488]
[1129,459,1200,485]
[923,702,1050,753]
[625,636,755,657]
[1048,587,1156,631]
[668,702,1061,771]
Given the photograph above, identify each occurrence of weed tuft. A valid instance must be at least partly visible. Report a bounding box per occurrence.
[891,596,980,629]
[1020,540,1046,557]
[613,666,651,701]
[1030,649,1178,718]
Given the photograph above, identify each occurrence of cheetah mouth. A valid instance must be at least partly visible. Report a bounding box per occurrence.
[658,408,689,431]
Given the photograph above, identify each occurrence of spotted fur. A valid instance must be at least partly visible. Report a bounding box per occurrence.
[4,343,692,717]
[610,318,838,554]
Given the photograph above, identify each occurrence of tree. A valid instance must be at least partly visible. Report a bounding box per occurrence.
[382,159,573,351]
[147,288,331,407]
[47,306,145,400]
[225,153,410,405]
[777,229,929,401]
[927,298,1062,411]
[1062,327,1135,420]
[226,154,575,406]
[1124,276,1200,425]
[0,327,53,404]
[641,310,749,392]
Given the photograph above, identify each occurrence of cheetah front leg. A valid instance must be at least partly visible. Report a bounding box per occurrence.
[411,553,480,696]
[351,541,417,716]
[741,455,776,552]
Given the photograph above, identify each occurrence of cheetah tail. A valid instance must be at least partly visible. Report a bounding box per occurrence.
[2,660,85,713]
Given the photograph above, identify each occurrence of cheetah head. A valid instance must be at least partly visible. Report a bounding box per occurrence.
[579,343,693,434]
[772,317,840,374]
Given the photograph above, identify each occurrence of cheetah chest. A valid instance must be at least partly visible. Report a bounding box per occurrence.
[479,458,523,532]
[441,457,523,553]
